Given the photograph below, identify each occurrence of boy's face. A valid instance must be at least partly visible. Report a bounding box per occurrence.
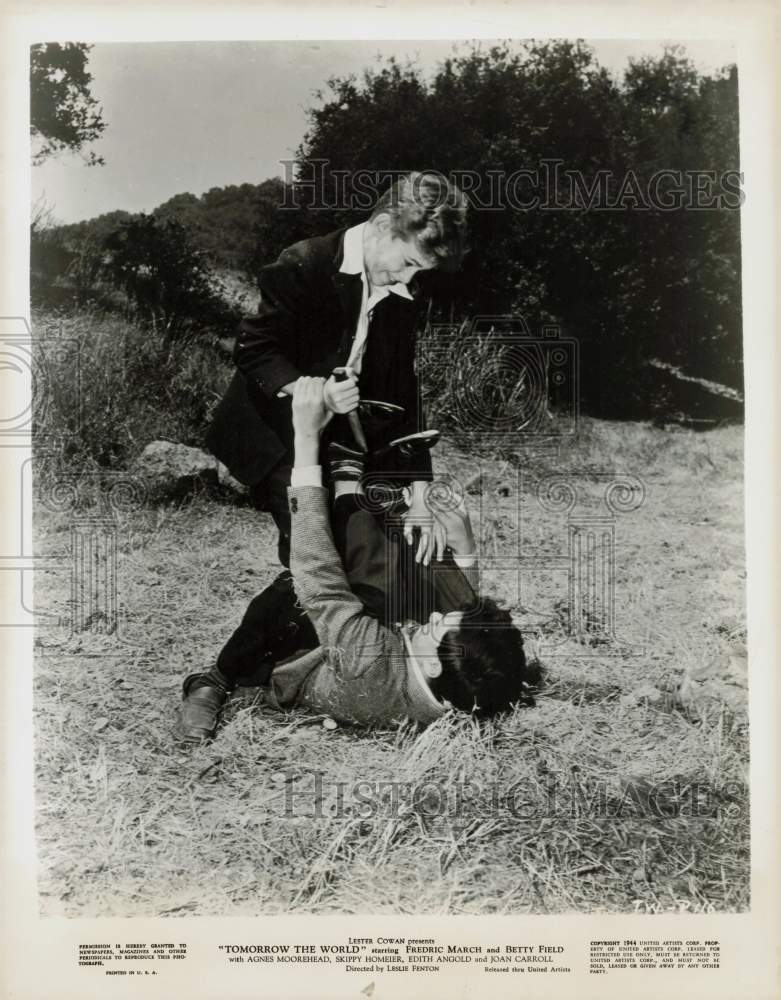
[409,610,465,685]
[363,213,436,287]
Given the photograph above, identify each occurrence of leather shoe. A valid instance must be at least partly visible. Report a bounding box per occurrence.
[374,429,441,462]
[358,399,405,426]
[174,670,230,742]
[359,400,405,418]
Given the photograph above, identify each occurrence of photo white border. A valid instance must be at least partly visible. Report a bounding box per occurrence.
[1,3,778,998]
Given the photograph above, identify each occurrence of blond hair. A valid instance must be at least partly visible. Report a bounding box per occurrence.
[371,171,468,272]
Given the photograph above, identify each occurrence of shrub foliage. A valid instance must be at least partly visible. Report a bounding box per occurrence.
[32,40,743,466]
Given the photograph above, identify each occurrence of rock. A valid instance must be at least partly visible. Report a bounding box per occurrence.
[133,441,218,498]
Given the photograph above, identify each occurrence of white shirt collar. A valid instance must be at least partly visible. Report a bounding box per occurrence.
[339,222,413,301]
[400,626,447,715]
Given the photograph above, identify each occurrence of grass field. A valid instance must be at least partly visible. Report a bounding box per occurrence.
[33,419,748,916]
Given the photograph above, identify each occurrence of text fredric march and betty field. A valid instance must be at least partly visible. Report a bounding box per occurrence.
[217,940,570,974]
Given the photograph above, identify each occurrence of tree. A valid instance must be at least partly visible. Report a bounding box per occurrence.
[155,178,305,282]
[294,41,742,418]
[30,42,106,165]
[101,214,236,344]
[615,49,742,390]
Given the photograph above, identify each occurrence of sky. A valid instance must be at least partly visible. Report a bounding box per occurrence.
[31,39,737,224]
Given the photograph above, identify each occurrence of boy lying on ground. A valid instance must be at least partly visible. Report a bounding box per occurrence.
[176,377,534,734]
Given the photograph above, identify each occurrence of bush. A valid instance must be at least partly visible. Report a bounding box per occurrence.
[31,210,241,342]
[101,214,238,341]
[33,308,233,475]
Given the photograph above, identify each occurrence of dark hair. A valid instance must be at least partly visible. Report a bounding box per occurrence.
[370,171,468,272]
[432,597,532,716]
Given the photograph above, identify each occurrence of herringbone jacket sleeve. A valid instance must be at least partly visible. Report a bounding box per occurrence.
[288,485,391,676]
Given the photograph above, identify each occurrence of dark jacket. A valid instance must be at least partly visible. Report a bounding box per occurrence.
[206,228,432,487]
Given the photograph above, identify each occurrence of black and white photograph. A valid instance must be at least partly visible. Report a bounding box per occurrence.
[25,34,751,923]
[4,5,779,993]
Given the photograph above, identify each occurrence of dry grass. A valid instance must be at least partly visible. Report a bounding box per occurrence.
[33,420,748,916]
